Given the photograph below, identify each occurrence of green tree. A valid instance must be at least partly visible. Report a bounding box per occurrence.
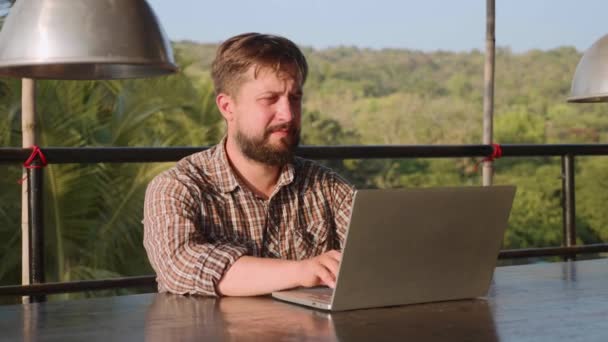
[0,62,224,291]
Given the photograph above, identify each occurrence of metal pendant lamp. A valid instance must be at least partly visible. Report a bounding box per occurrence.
[568,34,608,103]
[0,0,177,80]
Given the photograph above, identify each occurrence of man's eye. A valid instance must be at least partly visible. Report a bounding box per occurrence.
[261,96,278,104]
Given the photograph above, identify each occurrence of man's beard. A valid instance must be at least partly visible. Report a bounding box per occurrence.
[235,122,300,166]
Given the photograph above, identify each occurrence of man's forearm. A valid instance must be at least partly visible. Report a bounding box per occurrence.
[217,256,302,296]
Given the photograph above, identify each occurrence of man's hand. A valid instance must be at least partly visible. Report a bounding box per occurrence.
[297,250,342,288]
[217,250,342,296]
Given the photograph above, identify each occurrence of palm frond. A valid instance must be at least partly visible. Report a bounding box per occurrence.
[1,61,223,284]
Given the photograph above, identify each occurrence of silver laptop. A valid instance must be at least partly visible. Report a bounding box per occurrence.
[272,185,516,311]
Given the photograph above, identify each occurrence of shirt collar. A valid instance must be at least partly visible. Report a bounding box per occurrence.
[211,137,240,193]
[277,162,295,189]
[211,136,296,194]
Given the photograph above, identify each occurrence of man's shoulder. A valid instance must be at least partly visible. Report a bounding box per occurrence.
[292,158,355,210]
[148,145,220,190]
[293,157,353,189]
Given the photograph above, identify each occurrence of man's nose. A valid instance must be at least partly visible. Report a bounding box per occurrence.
[276,97,294,122]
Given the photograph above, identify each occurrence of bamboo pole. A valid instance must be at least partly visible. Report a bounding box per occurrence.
[482,0,496,186]
[21,78,36,302]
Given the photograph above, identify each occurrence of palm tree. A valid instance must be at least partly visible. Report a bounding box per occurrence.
[0,52,225,299]
[0,77,24,289]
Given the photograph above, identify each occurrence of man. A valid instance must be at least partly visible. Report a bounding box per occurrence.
[143,33,354,297]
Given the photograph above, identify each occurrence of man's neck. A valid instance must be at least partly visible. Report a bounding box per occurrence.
[224,137,282,199]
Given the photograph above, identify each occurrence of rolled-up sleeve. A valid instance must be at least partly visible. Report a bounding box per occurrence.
[143,175,249,296]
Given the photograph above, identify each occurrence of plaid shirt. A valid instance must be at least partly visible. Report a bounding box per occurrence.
[143,138,355,296]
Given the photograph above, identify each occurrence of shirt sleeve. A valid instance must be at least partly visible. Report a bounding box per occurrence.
[143,174,249,296]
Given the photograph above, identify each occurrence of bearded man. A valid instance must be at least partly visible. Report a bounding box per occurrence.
[143,33,354,296]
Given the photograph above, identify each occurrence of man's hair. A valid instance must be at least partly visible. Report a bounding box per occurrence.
[211,33,308,96]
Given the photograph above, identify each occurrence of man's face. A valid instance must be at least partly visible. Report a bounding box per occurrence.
[228,66,302,166]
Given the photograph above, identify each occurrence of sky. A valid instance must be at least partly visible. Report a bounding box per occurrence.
[147,0,607,53]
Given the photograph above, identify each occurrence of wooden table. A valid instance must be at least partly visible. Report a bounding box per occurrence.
[1,259,607,341]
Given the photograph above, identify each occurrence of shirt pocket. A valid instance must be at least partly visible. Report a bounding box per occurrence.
[293,219,331,260]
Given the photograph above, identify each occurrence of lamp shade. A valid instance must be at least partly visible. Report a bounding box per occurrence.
[568,34,608,103]
[0,0,177,80]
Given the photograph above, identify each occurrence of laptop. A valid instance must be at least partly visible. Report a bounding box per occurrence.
[272,185,516,311]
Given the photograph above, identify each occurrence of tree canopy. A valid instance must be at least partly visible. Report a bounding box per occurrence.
[1,42,607,301]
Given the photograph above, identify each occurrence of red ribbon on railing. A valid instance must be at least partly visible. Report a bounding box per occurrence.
[18,145,48,184]
[474,143,502,172]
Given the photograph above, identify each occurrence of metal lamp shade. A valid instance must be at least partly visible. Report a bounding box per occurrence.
[0,0,177,80]
[569,34,608,103]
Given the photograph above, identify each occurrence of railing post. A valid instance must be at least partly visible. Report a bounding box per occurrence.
[482,0,496,186]
[21,77,36,304]
[27,165,46,303]
[561,154,577,260]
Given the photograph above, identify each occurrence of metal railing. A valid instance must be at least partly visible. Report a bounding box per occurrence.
[1,143,608,298]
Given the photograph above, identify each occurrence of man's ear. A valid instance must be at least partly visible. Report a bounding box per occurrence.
[216,93,235,122]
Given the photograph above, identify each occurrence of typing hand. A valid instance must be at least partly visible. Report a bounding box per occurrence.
[297,250,341,288]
